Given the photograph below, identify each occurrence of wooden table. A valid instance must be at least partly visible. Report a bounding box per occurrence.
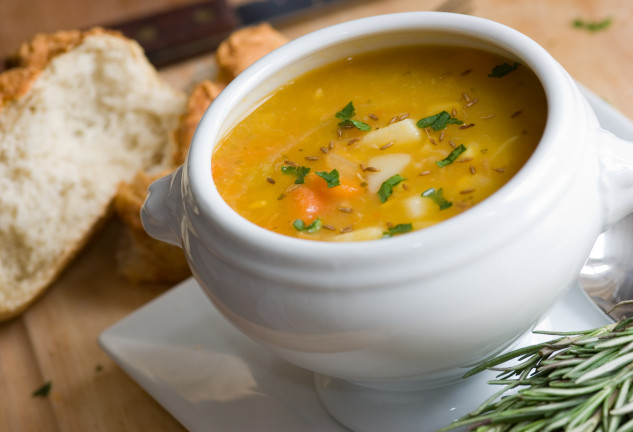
[1,1,632,430]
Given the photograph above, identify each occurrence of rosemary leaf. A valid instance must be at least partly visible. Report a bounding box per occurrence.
[608,377,632,432]
[463,342,554,378]
[565,348,621,379]
[615,417,633,432]
[442,398,585,431]
[577,353,633,384]
[597,334,633,349]
[522,380,608,397]
[515,418,550,432]
[614,317,633,331]
[619,340,633,356]
[611,401,633,416]
[566,386,613,429]
[539,358,584,371]
[604,391,619,431]
[567,414,600,432]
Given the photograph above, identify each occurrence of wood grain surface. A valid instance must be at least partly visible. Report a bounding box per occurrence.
[1,1,631,431]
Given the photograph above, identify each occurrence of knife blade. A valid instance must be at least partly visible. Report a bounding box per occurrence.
[106,0,347,68]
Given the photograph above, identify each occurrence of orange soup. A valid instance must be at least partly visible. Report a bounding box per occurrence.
[212,45,547,241]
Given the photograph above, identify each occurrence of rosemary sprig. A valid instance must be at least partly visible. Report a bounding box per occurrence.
[439,317,633,432]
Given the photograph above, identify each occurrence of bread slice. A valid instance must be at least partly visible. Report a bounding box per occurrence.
[0,28,186,320]
[114,80,224,284]
[114,23,288,284]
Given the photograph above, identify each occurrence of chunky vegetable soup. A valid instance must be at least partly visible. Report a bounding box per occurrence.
[212,46,547,241]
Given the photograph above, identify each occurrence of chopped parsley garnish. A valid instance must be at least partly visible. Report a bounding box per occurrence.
[488,62,520,78]
[281,165,310,184]
[32,381,52,398]
[315,169,340,188]
[383,223,413,237]
[436,144,467,167]
[378,174,406,203]
[416,111,463,131]
[293,218,322,233]
[422,188,453,210]
[336,101,355,120]
[336,101,371,131]
[572,17,612,32]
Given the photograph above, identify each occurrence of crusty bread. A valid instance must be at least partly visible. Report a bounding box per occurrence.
[215,22,290,82]
[0,28,185,320]
[114,23,288,284]
[114,80,224,284]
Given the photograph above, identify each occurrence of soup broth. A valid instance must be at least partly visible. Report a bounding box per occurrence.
[212,45,547,241]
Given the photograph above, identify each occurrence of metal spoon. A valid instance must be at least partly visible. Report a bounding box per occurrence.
[579,213,633,321]
[576,86,633,321]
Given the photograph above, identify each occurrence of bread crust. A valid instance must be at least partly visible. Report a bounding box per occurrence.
[172,80,225,166]
[0,28,120,110]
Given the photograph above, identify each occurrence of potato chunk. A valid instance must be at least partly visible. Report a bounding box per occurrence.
[360,119,421,148]
[333,227,384,242]
[365,153,412,193]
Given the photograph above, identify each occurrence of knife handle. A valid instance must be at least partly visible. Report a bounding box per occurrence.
[107,0,239,67]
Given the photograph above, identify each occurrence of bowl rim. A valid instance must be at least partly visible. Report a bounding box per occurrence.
[186,11,576,263]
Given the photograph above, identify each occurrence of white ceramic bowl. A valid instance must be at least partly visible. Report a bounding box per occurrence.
[142,8,633,406]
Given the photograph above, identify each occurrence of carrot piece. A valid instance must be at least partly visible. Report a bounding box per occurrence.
[304,173,363,198]
[328,180,363,198]
[289,186,325,221]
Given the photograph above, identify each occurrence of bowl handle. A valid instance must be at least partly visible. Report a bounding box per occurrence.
[598,130,633,227]
[140,166,184,247]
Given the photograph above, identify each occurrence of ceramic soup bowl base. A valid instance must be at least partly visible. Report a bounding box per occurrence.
[141,11,633,431]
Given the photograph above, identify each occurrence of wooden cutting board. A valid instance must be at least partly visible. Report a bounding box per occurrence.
[1,0,632,431]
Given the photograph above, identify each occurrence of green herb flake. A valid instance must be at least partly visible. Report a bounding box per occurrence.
[293,218,322,233]
[315,169,340,188]
[416,111,463,131]
[378,174,406,203]
[281,165,310,184]
[335,101,371,131]
[32,381,52,398]
[488,62,520,78]
[335,101,355,120]
[573,17,612,32]
[421,188,453,210]
[436,144,467,167]
[383,223,413,238]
